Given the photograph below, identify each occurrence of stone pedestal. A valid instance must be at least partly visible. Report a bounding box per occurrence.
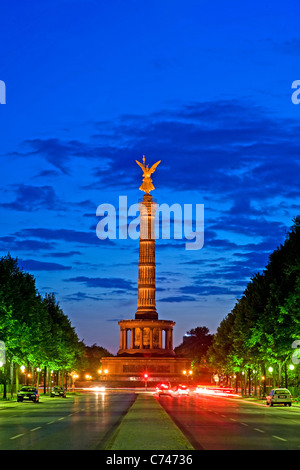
[100,356,192,383]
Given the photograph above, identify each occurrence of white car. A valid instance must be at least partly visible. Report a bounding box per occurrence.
[171,384,190,396]
[266,388,292,407]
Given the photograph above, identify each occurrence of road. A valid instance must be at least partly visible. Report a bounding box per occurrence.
[158,392,300,450]
[1,390,300,450]
[0,391,136,450]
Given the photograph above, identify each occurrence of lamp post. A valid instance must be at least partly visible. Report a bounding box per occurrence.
[71,372,78,391]
[20,365,26,386]
[143,372,149,390]
[268,366,274,389]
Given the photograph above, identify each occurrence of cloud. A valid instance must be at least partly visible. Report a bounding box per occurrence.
[48,251,82,258]
[64,275,135,291]
[18,138,113,175]
[13,99,298,201]
[180,284,243,297]
[9,101,300,229]
[159,295,197,302]
[63,291,102,302]
[1,184,64,212]
[17,228,114,247]
[0,236,54,252]
[18,259,72,271]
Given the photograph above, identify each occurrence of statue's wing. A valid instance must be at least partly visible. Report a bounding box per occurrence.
[136,160,145,172]
[149,160,161,174]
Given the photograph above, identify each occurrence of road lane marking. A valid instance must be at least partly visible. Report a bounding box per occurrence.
[30,427,41,431]
[240,422,248,426]
[254,428,264,433]
[10,434,24,440]
[58,417,65,420]
[272,435,287,442]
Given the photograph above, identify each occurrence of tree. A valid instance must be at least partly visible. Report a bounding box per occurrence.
[0,254,85,396]
[175,326,213,360]
[208,216,300,394]
[82,344,113,378]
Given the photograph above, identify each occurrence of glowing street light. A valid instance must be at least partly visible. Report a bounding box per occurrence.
[143,372,149,390]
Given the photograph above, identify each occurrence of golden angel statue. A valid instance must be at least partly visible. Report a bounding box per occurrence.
[136,155,161,193]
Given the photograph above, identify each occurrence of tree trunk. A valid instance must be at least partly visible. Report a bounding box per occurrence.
[248,369,251,396]
[44,366,47,394]
[10,361,14,399]
[15,365,19,394]
[263,365,267,396]
[36,370,40,390]
[278,363,282,387]
[284,363,288,388]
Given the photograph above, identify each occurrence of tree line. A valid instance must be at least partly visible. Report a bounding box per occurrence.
[177,216,300,395]
[0,254,87,398]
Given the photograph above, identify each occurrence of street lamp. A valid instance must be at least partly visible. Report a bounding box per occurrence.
[21,365,26,385]
[71,372,78,391]
[143,372,149,390]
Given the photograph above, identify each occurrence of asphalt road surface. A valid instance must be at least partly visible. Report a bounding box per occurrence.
[0,391,136,450]
[2,390,300,450]
[158,393,300,450]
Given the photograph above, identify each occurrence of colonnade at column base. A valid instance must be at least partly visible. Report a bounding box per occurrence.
[117,318,176,356]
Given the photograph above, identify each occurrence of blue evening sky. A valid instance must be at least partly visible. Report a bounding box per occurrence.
[1,0,300,353]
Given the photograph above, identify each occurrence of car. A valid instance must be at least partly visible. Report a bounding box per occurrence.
[50,386,66,398]
[17,386,39,403]
[266,388,292,407]
[171,384,190,396]
[155,383,171,395]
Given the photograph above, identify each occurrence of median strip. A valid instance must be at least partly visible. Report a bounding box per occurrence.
[105,393,194,450]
